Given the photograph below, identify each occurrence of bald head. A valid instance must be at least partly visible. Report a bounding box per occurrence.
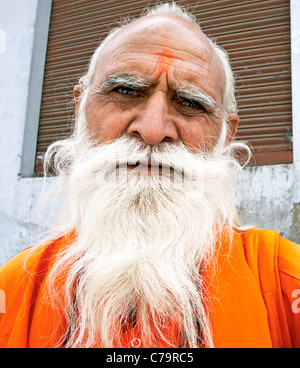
[93,15,224,94]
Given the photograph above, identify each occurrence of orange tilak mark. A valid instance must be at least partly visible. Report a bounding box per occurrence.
[150,48,181,74]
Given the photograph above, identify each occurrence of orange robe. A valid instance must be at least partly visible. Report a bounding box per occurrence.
[0,229,299,348]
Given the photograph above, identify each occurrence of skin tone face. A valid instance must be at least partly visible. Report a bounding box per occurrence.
[74,15,239,153]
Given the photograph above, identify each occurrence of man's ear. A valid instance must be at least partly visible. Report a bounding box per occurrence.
[73,84,85,116]
[226,113,239,143]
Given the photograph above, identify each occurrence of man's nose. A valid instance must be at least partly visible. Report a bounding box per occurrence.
[127,93,178,145]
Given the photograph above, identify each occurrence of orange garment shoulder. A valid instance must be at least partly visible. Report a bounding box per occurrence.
[0,229,299,348]
[0,232,75,348]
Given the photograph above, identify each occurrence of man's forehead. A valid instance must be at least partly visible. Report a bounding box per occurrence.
[92,15,225,95]
[103,15,215,60]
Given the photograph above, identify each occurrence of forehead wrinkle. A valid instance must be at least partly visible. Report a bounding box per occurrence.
[115,31,211,58]
[106,33,214,69]
[108,43,211,68]
[149,52,182,61]
[101,54,211,77]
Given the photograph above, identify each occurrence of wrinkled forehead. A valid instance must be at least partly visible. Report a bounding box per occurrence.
[93,15,225,91]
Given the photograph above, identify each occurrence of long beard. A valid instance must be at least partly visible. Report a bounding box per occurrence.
[46,130,245,348]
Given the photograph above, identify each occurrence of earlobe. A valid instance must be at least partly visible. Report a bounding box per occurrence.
[73,85,84,115]
[226,114,239,143]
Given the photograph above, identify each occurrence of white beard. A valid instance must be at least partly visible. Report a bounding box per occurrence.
[45,102,248,348]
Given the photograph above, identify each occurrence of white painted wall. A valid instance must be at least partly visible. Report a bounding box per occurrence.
[0,0,299,266]
[0,0,41,265]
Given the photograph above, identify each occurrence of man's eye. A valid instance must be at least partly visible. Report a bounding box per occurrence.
[181,99,205,111]
[115,86,137,96]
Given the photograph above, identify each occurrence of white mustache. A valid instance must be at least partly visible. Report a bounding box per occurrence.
[77,135,226,187]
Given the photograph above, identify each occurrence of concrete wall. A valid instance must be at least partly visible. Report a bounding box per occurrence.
[0,0,40,266]
[0,0,299,266]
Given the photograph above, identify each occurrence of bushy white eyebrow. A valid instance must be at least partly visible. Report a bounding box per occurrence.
[175,85,217,113]
[98,73,150,93]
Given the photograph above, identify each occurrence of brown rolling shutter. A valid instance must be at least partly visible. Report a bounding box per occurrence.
[35,0,292,175]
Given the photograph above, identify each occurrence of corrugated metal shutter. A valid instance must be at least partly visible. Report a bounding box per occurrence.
[35,0,292,174]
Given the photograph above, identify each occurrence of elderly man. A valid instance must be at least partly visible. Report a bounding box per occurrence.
[0,3,299,348]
